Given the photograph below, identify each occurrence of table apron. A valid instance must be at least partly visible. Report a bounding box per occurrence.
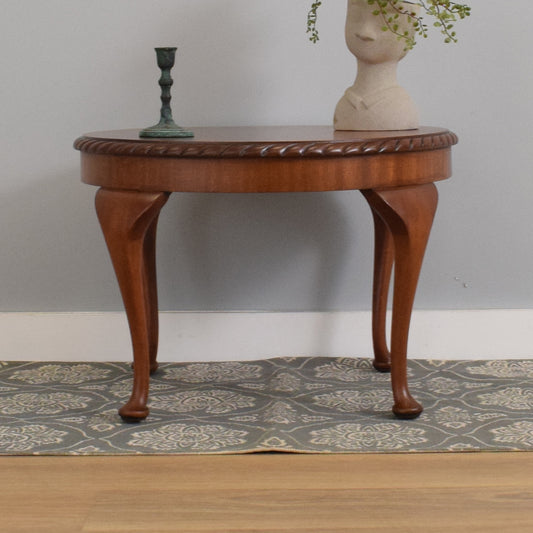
[80,149,452,193]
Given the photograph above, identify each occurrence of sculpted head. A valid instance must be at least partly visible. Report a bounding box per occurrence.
[345,0,416,64]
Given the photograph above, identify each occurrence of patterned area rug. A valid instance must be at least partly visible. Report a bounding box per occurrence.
[0,358,532,455]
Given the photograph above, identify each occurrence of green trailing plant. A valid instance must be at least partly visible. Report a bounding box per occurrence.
[307,0,471,49]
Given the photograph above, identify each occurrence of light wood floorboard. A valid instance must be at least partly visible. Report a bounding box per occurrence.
[1,453,532,532]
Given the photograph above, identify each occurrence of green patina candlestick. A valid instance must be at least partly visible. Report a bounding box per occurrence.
[140,47,194,138]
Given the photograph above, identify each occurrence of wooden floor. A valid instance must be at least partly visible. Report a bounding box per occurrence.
[2,452,533,532]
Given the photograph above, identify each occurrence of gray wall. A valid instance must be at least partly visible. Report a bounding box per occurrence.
[1,0,532,312]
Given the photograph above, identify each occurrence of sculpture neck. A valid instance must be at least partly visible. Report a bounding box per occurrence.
[353,60,400,96]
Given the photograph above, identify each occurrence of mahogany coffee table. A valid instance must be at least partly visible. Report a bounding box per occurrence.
[75,126,457,422]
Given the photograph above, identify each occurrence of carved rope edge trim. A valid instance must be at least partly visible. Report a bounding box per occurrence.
[74,132,458,159]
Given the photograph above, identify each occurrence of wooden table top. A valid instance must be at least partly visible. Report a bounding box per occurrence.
[74,126,457,159]
[75,126,457,193]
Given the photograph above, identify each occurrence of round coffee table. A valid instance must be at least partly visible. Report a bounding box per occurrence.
[74,126,457,421]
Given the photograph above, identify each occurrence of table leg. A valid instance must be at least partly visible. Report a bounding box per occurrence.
[95,188,169,422]
[362,184,438,419]
[369,206,394,372]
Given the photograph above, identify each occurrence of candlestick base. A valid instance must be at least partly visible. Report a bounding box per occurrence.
[140,121,194,138]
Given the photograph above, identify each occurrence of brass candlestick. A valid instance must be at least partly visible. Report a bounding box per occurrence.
[140,47,193,138]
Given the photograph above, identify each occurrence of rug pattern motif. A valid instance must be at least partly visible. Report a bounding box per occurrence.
[0,358,532,454]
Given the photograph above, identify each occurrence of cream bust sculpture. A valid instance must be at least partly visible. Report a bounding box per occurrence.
[334,0,419,131]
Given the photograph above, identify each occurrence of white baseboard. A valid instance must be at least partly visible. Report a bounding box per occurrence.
[0,310,531,362]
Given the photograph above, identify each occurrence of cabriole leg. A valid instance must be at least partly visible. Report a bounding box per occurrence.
[95,188,169,422]
[368,206,394,372]
[362,184,438,419]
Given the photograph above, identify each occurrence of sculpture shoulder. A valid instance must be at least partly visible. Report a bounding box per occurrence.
[334,86,419,130]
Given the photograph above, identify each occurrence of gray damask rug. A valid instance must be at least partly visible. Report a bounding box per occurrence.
[0,358,532,455]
